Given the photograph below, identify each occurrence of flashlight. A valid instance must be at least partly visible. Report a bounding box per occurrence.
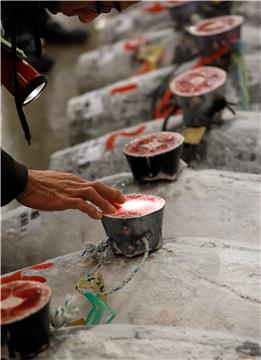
[1,40,47,105]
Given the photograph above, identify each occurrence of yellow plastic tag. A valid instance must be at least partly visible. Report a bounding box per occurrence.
[184,127,207,145]
[138,46,164,70]
[76,272,107,302]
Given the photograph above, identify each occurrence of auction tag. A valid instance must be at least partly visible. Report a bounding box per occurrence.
[76,272,107,302]
[115,15,133,34]
[184,127,207,145]
[19,207,41,236]
[77,140,104,166]
[83,92,104,118]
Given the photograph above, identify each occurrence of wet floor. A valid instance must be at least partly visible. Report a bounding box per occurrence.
[1,16,98,211]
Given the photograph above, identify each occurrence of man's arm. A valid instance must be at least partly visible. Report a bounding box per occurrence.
[1,149,28,206]
[1,149,125,218]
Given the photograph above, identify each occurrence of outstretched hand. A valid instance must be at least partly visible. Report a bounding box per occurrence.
[16,170,125,219]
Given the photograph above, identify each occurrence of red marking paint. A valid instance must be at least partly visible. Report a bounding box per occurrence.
[143,2,166,13]
[111,83,138,94]
[124,131,184,157]
[0,262,53,284]
[189,15,243,36]
[105,125,146,150]
[154,88,178,119]
[1,272,47,284]
[192,43,232,69]
[124,35,145,51]
[105,194,165,218]
[30,262,54,271]
[170,66,226,97]
[191,31,239,69]
[1,281,51,325]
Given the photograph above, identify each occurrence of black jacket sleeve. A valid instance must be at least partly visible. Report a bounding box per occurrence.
[1,1,59,37]
[1,149,28,206]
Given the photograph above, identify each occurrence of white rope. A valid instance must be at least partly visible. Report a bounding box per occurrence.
[50,294,79,329]
[81,237,150,296]
[51,238,150,328]
[100,237,149,296]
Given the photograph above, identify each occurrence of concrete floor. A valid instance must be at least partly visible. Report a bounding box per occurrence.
[1,16,97,211]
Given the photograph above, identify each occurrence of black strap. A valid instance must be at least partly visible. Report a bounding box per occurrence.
[11,4,32,145]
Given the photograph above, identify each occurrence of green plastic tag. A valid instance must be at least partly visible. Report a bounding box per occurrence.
[84,292,116,325]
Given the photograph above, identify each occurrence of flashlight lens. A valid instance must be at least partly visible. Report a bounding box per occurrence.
[23,83,46,105]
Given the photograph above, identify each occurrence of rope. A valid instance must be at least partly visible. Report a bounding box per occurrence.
[50,294,79,329]
[101,237,149,296]
[81,239,114,265]
[52,239,150,328]
[81,237,150,296]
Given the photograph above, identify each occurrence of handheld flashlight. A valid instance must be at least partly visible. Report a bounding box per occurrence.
[1,39,47,105]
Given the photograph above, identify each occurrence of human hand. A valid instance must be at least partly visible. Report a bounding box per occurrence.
[58,1,137,23]
[16,170,125,219]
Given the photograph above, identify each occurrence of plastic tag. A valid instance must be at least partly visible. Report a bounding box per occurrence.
[138,46,164,70]
[77,272,106,298]
[84,292,116,325]
[184,127,207,145]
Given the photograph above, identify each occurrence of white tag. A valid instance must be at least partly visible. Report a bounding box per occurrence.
[19,208,41,236]
[77,140,104,166]
[115,15,133,34]
[83,92,104,119]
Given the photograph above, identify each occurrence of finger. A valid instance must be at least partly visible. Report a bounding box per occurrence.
[92,181,126,204]
[68,198,102,219]
[73,187,117,214]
